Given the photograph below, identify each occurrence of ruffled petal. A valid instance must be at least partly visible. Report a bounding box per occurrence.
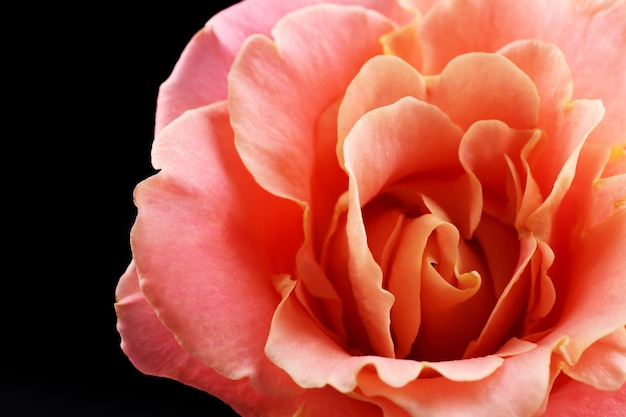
[420,0,626,146]
[266,279,506,393]
[544,209,626,366]
[358,345,552,417]
[156,0,413,133]
[228,4,396,202]
[425,53,539,131]
[561,327,626,390]
[131,103,302,396]
[341,97,465,356]
[337,55,427,165]
[115,263,302,417]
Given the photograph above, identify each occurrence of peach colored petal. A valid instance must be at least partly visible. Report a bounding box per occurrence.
[155,0,413,133]
[341,97,465,357]
[132,103,302,397]
[524,99,605,240]
[560,327,626,390]
[297,387,384,417]
[343,97,464,205]
[586,173,626,230]
[603,144,626,178]
[115,263,302,417]
[459,120,541,224]
[385,173,483,239]
[311,100,348,257]
[542,375,626,417]
[420,0,626,146]
[337,55,427,166]
[498,40,574,122]
[472,214,520,298]
[266,279,506,392]
[228,5,396,202]
[389,214,494,360]
[358,345,552,417]
[543,209,626,365]
[464,234,544,358]
[322,206,375,354]
[425,53,539,131]
[381,14,423,72]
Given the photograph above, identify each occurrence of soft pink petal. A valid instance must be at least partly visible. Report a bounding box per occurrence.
[586,173,626,230]
[425,52,539,131]
[297,387,384,417]
[266,280,506,392]
[603,144,626,178]
[228,4,396,202]
[358,345,552,416]
[156,0,413,133]
[459,120,541,224]
[542,374,626,417]
[543,209,626,365]
[131,103,302,396]
[343,97,464,205]
[115,262,302,417]
[561,327,626,390]
[420,0,626,146]
[524,99,605,240]
[337,55,427,165]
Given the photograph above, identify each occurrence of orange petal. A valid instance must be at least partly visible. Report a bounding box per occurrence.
[337,55,427,166]
[544,209,626,365]
[420,0,626,147]
[425,53,539,131]
[358,345,552,416]
[341,97,465,356]
[561,327,626,391]
[228,4,395,202]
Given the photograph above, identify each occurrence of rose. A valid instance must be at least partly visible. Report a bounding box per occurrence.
[115,0,626,416]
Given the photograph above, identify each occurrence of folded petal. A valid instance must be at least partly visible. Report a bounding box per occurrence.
[228,4,396,202]
[358,345,552,417]
[156,0,413,133]
[420,0,626,146]
[115,263,302,417]
[132,103,302,396]
[544,209,626,366]
[425,53,539,131]
[266,280,505,393]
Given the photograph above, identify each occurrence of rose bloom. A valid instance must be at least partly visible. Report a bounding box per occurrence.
[115,0,626,416]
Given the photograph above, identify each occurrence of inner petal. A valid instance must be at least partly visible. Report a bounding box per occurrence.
[425,53,540,131]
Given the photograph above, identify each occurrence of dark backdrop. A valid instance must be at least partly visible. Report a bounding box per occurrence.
[3,1,244,416]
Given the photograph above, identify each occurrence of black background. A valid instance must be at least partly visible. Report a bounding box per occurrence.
[4,1,244,416]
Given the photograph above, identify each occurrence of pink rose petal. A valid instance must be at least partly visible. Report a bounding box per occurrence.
[115,263,302,417]
[131,103,303,396]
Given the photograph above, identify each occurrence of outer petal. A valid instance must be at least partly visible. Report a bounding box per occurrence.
[541,375,626,417]
[420,0,626,146]
[156,0,413,133]
[229,4,396,202]
[543,209,626,367]
[265,278,506,393]
[115,262,301,417]
[131,102,303,396]
[357,345,552,417]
